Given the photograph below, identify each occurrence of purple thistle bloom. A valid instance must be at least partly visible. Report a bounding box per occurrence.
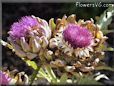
[19,16,38,27]
[0,71,11,85]
[9,16,38,40]
[9,22,28,40]
[63,24,93,48]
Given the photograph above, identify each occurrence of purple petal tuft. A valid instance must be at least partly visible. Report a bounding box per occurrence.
[63,24,93,48]
[9,16,38,40]
[20,16,38,27]
[0,71,11,85]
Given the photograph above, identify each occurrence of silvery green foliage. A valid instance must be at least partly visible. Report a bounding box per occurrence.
[96,6,114,30]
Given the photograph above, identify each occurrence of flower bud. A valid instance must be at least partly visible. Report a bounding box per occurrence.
[20,37,30,52]
[8,16,51,60]
[31,37,41,53]
[41,36,49,48]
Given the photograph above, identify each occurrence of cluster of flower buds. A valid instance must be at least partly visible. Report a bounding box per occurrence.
[8,16,51,60]
[49,14,108,75]
[7,15,108,77]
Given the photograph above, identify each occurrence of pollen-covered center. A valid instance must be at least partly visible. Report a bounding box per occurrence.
[63,24,93,48]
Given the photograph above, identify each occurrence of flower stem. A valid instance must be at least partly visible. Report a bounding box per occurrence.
[30,66,41,85]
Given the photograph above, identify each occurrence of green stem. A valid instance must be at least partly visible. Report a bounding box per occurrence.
[30,66,41,85]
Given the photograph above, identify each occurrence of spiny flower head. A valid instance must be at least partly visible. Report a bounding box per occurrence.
[49,15,107,74]
[63,24,93,48]
[9,16,39,40]
[19,16,38,27]
[7,16,51,60]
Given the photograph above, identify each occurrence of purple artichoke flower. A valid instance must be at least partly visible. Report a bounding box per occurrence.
[9,16,39,40]
[63,24,93,48]
[19,16,38,27]
[0,71,11,85]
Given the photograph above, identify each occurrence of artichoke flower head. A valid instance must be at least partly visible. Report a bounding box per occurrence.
[8,15,51,60]
[49,14,108,74]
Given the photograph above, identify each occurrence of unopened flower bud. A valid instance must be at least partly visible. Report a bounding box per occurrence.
[20,37,30,52]
[31,37,41,53]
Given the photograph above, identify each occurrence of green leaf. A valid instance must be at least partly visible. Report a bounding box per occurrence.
[99,44,114,51]
[104,47,114,51]
[95,66,114,71]
[49,18,56,31]
[0,39,14,50]
[26,60,38,70]
[38,67,57,83]
[101,30,114,35]
[38,68,49,79]
[72,72,81,78]
[38,68,51,82]
[60,73,68,84]
[39,68,48,76]
[45,65,57,83]
[77,76,103,85]
[96,6,114,30]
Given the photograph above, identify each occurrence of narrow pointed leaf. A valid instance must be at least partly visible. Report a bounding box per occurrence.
[77,76,103,85]
[45,66,57,83]
[0,39,13,50]
[96,6,114,30]
[60,73,68,84]
[49,18,56,31]
[95,66,114,71]
[26,60,38,70]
